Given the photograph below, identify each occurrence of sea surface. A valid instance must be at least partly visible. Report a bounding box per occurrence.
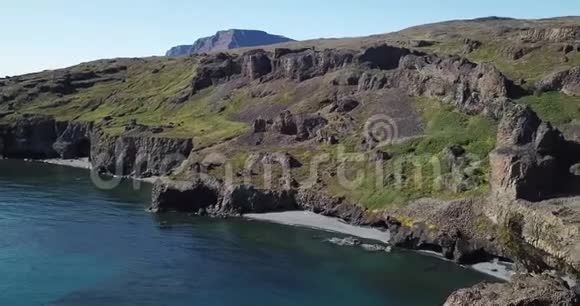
[0,160,493,306]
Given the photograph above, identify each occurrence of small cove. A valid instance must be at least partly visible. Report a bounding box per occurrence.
[0,160,495,306]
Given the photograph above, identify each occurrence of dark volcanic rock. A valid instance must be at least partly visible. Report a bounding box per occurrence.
[269,110,329,141]
[151,175,298,216]
[271,48,355,81]
[150,177,222,213]
[296,189,368,224]
[151,176,373,224]
[407,40,435,48]
[0,116,60,158]
[356,44,414,70]
[490,146,559,202]
[444,274,578,306]
[331,97,360,113]
[221,185,297,215]
[189,47,357,91]
[52,121,93,159]
[191,53,241,93]
[0,116,192,179]
[166,29,294,56]
[253,117,268,133]
[241,49,272,80]
[296,114,328,141]
[273,48,311,59]
[484,106,580,278]
[91,132,193,177]
[272,110,298,135]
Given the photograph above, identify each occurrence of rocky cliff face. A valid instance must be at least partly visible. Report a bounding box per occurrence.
[383,197,507,264]
[91,131,193,177]
[0,117,193,178]
[518,26,580,43]
[53,121,93,159]
[151,174,369,221]
[188,44,517,118]
[357,54,514,118]
[0,116,64,158]
[165,29,295,56]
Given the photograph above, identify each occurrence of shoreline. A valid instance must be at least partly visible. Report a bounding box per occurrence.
[38,157,92,170]
[245,211,514,281]
[21,158,514,282]
[245,211,391,244]
[35,158,160,183]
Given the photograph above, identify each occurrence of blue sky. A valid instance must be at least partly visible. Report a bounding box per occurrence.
[1,0,578,76]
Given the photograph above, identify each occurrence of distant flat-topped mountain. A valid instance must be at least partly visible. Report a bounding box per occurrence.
[166,29,295,56]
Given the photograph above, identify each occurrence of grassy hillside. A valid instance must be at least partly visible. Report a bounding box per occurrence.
[1,16,579,209]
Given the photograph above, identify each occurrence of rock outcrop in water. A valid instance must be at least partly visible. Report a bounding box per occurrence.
[150,174,369,221]
[384,197,507,264]
[444,274,578,306]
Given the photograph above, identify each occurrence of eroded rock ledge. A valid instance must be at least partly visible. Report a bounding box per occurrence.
[150,174,369,222]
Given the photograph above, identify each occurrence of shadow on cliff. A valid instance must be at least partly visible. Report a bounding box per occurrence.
[554,140,580,199]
